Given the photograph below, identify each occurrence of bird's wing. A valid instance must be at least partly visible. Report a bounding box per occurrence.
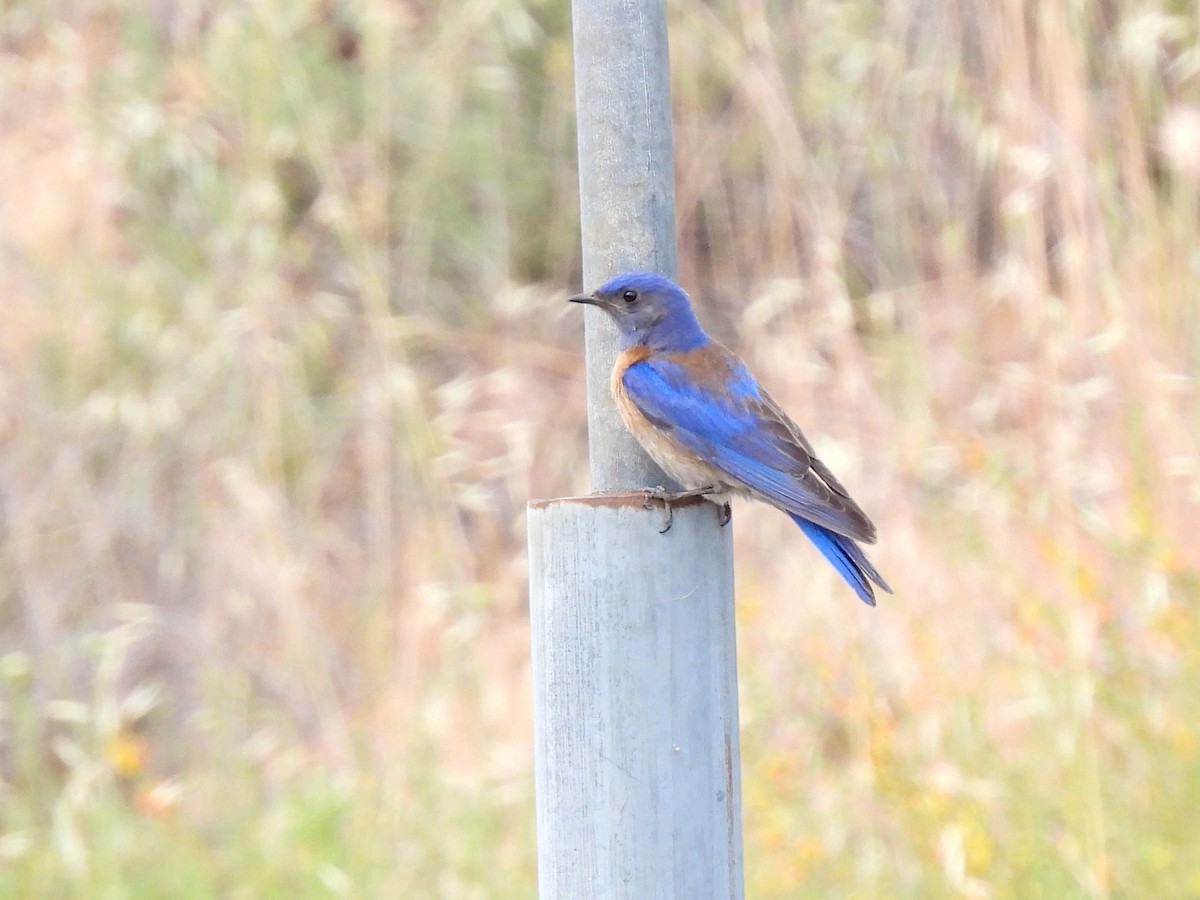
[622,351,877,542]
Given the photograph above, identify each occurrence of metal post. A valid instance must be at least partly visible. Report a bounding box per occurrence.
[573,0,678,492]
[527,1,744,897]
[529,495,742,899]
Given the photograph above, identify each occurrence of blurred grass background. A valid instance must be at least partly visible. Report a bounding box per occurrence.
[1,0,1199,896]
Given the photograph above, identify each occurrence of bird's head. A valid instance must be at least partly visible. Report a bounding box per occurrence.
[569,271,710,352]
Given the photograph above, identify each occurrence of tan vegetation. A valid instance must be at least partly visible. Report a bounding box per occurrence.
[1,0,1198,895]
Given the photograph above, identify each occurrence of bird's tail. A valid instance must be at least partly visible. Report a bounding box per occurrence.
[789,514,892,607]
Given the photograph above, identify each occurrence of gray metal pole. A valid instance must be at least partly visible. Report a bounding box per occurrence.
[573,0,677,492]
[529,495,743,899]
[527,1,744,897]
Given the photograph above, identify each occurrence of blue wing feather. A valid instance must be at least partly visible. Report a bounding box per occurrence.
[622,353,892,604]
[621,355,873,541]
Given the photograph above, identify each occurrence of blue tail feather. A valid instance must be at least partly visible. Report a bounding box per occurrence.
[790,514,892,607]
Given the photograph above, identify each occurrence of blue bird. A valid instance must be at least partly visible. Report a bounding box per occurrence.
[569,271,891,606]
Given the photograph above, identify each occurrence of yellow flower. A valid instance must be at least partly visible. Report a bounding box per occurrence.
[105,730,147,779]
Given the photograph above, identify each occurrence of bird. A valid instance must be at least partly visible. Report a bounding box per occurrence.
[569,271,891,607]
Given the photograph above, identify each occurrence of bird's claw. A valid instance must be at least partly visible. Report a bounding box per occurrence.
[640,486,722,534]
[641,487,675,533]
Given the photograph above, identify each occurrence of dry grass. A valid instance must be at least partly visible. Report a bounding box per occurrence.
[1,0,1198,896]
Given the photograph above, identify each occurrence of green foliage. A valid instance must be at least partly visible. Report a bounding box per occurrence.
[1,0,1198,895]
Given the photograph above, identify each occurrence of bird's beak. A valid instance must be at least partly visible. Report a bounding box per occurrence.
[568,292,600,307]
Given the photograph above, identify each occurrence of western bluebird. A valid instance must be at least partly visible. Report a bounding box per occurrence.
[569,271,891,606]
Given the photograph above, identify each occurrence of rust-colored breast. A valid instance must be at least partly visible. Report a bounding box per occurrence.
[609,345,733,492]
[611,345,654,436]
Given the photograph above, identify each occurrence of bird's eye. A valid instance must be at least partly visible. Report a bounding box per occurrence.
[622,290,638,303]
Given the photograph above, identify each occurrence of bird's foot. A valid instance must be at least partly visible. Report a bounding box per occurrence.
[640,487,675,533]
[718,502,732,527]
[640,485,720,534]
